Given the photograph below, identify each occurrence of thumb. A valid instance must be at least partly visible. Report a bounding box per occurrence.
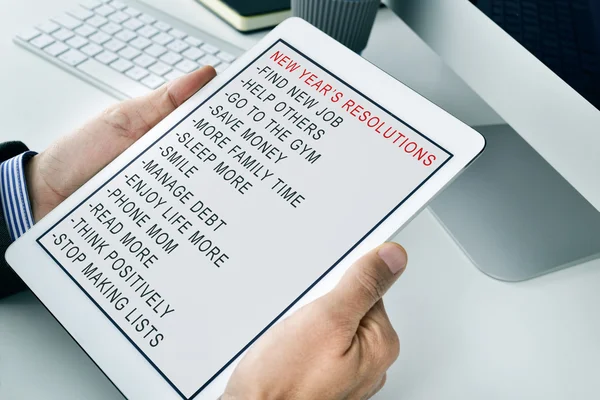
[328,242,407,326]
[143,65,217,116]
[114,66,217,140]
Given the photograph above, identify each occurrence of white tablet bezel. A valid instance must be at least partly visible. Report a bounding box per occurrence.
[6,17,485,400]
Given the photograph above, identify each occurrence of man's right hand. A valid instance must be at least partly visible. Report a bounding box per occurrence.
[222,242,407,400]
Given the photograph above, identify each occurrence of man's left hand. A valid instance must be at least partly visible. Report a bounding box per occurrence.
[25,66,216,222]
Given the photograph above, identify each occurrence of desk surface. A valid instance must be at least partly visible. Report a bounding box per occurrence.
[1,1,599,399]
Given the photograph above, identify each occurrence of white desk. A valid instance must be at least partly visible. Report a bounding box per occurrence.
[1,1,599,399]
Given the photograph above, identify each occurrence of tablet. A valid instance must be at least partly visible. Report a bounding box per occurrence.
[7,18,485,400]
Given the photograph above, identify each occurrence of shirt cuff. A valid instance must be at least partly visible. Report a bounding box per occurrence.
[0,151,37,241]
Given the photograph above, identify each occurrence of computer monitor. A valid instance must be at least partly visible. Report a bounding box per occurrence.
[385,0,600,281]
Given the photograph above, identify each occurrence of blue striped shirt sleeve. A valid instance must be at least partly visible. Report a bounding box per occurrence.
[0,151,37,241]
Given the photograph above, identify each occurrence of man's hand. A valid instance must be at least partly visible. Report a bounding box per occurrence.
[222,242,407,400]
[25,66,216,222]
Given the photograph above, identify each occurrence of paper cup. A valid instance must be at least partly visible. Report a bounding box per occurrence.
[291,0,380,53]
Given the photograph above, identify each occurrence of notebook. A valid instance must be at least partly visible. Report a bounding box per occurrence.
[196,0,291,32]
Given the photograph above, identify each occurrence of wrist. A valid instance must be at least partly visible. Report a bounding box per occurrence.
[24,154,39,221]
[24,154,51,223]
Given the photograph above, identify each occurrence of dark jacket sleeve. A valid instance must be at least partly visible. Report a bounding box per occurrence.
[0,141,31,299]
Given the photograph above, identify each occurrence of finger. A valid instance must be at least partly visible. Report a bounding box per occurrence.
[328,242,407,326]
[140,65,217,126]
[359,300,400,368]
[107,66,217,141]
[363,373,387,400]
[162,65,217,106]
[361,300,394,338]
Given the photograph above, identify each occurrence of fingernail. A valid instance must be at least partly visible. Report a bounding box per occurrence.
[378,243,407,275]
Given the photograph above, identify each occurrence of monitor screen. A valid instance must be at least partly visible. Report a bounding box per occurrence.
[471,0,600,111]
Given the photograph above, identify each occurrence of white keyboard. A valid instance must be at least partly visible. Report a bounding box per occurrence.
[14,0,243,99]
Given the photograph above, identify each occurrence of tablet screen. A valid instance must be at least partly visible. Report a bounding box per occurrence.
[36,40,452,399]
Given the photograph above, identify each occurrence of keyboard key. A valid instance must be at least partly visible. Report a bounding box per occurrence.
[44,41,69,56]
[124,7,142,17]
[118,46,141,59]
[109,11,129,24]
[17,29,41,41]
[68,7,94,20]
[95,4,115,16]
[66,35,89,49]
[87,15,108,27]
[141,74,165,89]
[168,28,186,39]
[115,29,136,42]
[103,38,126,52]
[217,51,235,63]
[138,25,159,38]
[215,62,230,73]
[133,54,156,68]
[96,50,118,64]
[164,69,183,81]
[53,28,75,41]
[184,36,203,47]
[139,14,156,25]
[53,14,82,29]
[153,21,171,31]
[37,21,61,34]
[200,43,219,54]
[159,51,182,65]
[80,0,102,10]
[125,66,149,80]
[149,61,171,76]
[109,1,127,10]
[123,18,143,31]
[145,43,167,57]
[75,25,97,37]
[167,39,188,53]
[152,32,174,45]
[175,59,198,73]
[198,54,221,67]
[101,22,122,35]
[89,31,111,44]
[130,36,152,50]
[79,59,148,97]
[182,47,205,61]
[58,48,87,66]
[81,42,103,56]
[110,57,133,72]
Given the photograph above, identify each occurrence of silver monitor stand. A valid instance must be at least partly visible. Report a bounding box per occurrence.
[429,125,600,281]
